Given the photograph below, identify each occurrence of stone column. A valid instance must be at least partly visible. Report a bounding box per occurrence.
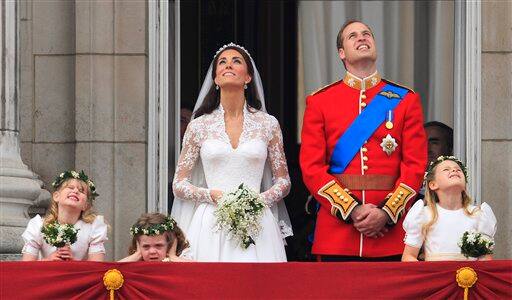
[0,0,49,259]
[481,1,512,259]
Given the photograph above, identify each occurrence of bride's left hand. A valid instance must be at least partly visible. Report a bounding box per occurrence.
[210,190,223,203]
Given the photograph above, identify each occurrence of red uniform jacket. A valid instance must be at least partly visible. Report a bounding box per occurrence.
[300,72,427,257]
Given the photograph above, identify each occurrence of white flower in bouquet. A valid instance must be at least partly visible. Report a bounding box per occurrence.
[41,221,79,248]
[214,183,266,249]
[466,232,477,243]
[459,229,494,258]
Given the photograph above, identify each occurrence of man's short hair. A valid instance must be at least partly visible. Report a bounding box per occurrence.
[424,121,454,152]
[336,20,374,50]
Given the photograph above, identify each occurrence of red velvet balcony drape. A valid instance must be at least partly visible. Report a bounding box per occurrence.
[1,260,511,299]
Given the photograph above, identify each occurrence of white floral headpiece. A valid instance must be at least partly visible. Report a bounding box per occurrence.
[214,42,252,59]
[130,216,176,236]
[52,170,98,199]
[425,155,468,183]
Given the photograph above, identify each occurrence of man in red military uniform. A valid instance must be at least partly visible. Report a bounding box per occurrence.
[300,20,427,261]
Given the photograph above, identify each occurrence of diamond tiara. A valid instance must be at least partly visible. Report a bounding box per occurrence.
[214,42,252,59]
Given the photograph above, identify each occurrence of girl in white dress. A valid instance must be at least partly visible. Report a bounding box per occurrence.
[402,156,497,261]
[119,213,193,262]
[171,43,292,262]
[22,170,107,261]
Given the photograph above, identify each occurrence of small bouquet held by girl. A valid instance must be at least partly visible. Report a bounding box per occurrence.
[458,229,494,258]
[41,221,79,249]
[214,183,266,249]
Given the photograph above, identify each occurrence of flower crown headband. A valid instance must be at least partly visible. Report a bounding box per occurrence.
[425,155,468,183]
[52,170,99,199]
[130,216,176,236]
[214,42,252,60]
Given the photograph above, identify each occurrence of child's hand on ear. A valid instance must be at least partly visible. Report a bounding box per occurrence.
[133,242,142,261]
[118,243,143,262]
[166,239,178,259]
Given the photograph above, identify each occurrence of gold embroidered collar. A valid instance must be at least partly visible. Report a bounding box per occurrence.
[343,71,381,90]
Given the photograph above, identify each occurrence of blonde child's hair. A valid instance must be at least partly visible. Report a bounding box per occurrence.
[43,178,97,226]
[128,213,190,257]
[422,156,477,236]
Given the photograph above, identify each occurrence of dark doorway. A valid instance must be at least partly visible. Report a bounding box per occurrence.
[177,0,311,261]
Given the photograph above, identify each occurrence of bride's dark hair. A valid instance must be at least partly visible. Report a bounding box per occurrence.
[193,45,262,118]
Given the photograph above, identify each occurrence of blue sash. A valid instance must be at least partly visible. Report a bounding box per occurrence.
[329,83,408,174]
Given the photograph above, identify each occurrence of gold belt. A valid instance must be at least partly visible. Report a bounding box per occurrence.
[333,174,397,191]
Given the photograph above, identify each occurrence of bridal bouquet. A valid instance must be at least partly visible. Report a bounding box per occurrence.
[214,183,266,249]
[41,221,79,248]
[458,230,494,258]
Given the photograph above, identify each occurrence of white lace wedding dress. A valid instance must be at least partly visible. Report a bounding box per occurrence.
[172,105,290,262]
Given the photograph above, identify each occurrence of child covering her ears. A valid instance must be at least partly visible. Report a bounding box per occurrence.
[22,170,107,261]
[119,213,194,262]
[402,156,497,261]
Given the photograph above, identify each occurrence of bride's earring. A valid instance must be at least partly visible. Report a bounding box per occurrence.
[244,83,248,90]
[215,84,219,90]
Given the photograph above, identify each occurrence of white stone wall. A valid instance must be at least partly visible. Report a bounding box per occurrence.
[19,0,148,260]
[481,0,512,259]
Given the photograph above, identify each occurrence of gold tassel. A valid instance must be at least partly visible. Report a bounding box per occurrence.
[456,267,477,300]
[103,269,124,300]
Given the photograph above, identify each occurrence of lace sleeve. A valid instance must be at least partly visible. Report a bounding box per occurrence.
[172,121,213,203]
[260,118,291,206]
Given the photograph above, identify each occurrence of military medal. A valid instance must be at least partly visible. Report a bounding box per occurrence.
[380,134,398,156]
[385,110,393,129]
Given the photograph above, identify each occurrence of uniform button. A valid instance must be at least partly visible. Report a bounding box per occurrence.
[362,165,368,171]
[340,195,345,200]
[360,102,367,108]
[343,198,349,203]
[362,147,368,152]
[361,94,367,100]
[336,192,342,197]
[399,191,404,195]
[363,156,368,161]
[333,189,339,193]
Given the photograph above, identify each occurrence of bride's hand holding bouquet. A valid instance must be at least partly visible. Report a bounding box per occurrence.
[214,184,266,249]
[210,189,224,203]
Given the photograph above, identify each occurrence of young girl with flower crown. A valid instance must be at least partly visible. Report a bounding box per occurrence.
[119,213,193,262]
[402,156,497,261]
[21,170,107,261]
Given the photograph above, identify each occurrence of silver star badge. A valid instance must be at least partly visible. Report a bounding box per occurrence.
[347,78,355,87]
[380,134,398,156]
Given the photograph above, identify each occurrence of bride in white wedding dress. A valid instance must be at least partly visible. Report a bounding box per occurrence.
[171,43,292,262]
